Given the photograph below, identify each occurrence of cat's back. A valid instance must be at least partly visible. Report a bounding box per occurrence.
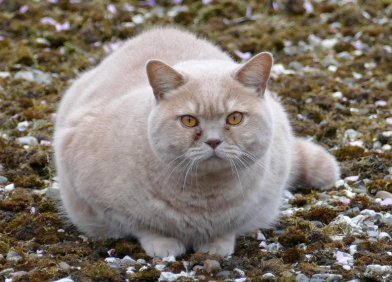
[56,27,230,126]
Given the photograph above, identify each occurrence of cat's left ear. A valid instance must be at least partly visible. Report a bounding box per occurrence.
[146,60,185,101]
[234,52,273,96]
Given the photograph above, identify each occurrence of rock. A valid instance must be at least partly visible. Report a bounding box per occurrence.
[158,272,180,282]
[0,268,14,277]
[4,183,15,191]
[6,250,22,263]
[53,278,74,282]
[364,264,392,280]
[296,273,310,282]
[375,190,392,199]
[17,136,38,145]
[59,261,71,270]
[14,69,52,84]
[310,273,342,282]
[203,259,221,273]
[216,270,231,278]
[288,61,304,71]
[0,176,8,183]
[262,272,276,281]
[12,271,28,279]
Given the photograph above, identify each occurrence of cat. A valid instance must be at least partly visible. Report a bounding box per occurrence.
[54,27,340,257]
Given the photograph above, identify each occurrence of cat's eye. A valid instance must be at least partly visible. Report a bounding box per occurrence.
[226,112,243,126]
[180,115,199,127]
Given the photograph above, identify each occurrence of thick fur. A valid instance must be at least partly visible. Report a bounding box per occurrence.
[54,27,340,257]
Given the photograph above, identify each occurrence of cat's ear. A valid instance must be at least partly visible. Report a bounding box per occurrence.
[234,52,273,96]
[146,60,185,101]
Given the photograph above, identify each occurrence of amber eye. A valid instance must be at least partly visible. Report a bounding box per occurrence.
[226,112,243,126]
[180,115,198,127]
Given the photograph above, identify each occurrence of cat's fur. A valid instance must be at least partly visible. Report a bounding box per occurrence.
[54,27,340,257]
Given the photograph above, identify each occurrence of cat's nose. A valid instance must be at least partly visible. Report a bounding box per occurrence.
[205,139,222,149]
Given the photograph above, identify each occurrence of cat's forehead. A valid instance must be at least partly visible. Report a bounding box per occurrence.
[172,81,258,117]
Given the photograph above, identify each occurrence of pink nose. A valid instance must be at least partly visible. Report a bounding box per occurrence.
[205,139,222,149]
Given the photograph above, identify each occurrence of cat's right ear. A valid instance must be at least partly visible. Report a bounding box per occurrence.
[146,60,185,101]
[234,52,273,96]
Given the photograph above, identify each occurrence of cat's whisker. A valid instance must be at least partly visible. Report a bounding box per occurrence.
[228,157,245,200]
[182,159,195,192]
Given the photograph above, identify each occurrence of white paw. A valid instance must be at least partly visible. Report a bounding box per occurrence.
[194,234,235,257]
[139,235,186,258]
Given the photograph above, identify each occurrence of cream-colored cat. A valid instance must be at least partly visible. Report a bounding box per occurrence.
[54,27,339,257]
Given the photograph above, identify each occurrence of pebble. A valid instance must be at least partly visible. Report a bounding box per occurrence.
[162,255,176,262]
[6,250,22,263]
[14,69,52,84]
[17,121,29,132]
[53,278,74,282]
[0,175,8,183]
[262,272,276,281]
[216,270,231,278]
[203,259,221,273]
[0,268,14,277]
[4,183,15,191]
[233,267,245,276]
[310,273,342,281]
[257,231,266,241]
[364,264,392,279]
[375,191,392,200]
[12,271,28,279]
[17,136,38,145]
[344,129,359,140]
[296,273,310,282]
[59,261,71,271]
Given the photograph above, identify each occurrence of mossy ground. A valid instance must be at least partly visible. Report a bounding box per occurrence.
[0,0,391,281]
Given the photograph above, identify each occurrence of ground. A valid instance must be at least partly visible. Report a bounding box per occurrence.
[0,0,391,281]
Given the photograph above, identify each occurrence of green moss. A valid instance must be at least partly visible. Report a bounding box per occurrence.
[281,247,304,264]
[278,227,308,248]
[367,179,392,195]
[83,261,122,282]
[335,146,365,161]
[300,206,338,224]
[129,267,160,281]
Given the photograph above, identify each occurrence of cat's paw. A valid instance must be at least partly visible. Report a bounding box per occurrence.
[194,234,235,257]
[139,233,186,258]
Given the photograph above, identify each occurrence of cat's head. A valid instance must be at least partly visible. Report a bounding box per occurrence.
[146,52,274,175]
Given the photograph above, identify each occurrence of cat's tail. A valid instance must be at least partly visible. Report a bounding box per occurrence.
[291,138,340,190]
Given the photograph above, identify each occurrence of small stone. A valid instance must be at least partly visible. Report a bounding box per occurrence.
[375,191,392,199]
[17,121,29,131]
[53,278,74,282]
[12,271,28,279]
[162,255,176,262]
[17,136,38,145]
[4,183,15,191]
[288,61,304,71]
[0,268,14,277]
[59,261,71,270]
[0,176,8,183]
[364,264,392,280]
[203,259,221,273]
[296,273,310,282]
[262,272,276,281]
[332,91,343,99]
[216,270,231,278]
[14,71,34,81]
[6,250,22,263]
[310,273,342,282]
[379,232,391,240]
[155,264,166,271]
[121,255,136,265]
[158,272,180,282]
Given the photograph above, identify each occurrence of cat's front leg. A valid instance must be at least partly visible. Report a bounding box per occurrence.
[136,231,186,257]
[194,233,236,257]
